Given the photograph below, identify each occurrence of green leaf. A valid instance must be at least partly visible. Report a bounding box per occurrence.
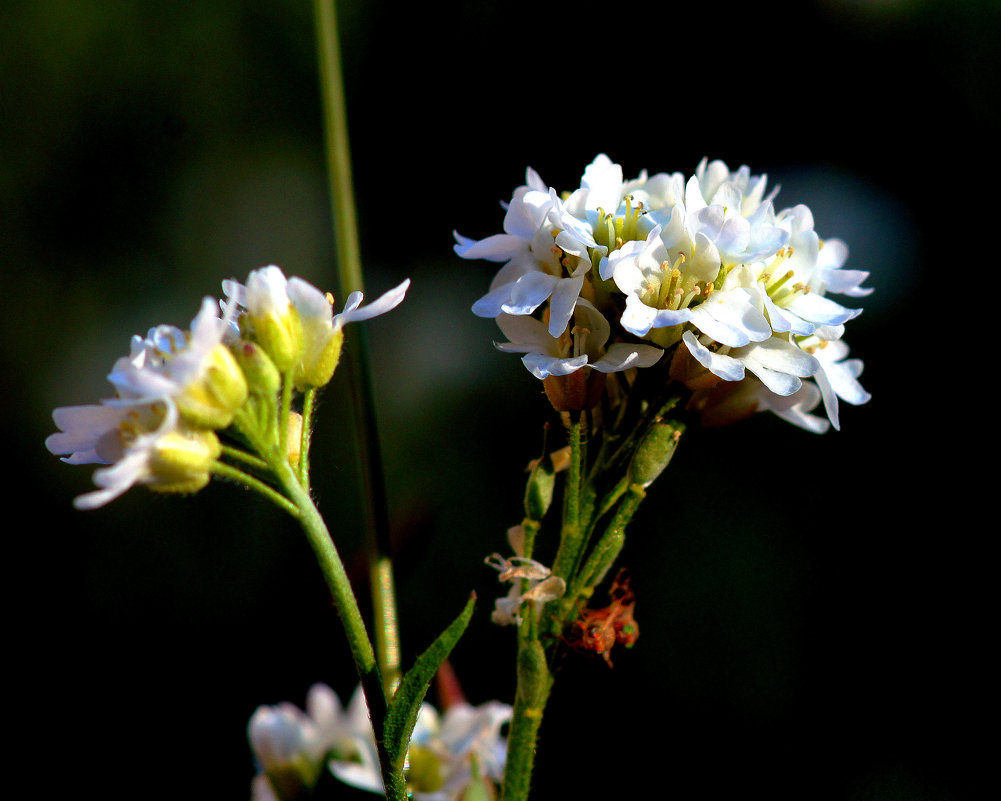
[382,592,477,766]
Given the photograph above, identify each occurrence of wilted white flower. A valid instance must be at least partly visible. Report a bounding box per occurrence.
[485,552,566,626]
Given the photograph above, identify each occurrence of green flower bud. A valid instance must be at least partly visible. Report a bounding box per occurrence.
[251,308,302,373]
[147,428,221,494]
[233,341,282,398]
[295,319,343,390]
[523,455,556,521]
[516,639,550,708]
[628,421,683,488]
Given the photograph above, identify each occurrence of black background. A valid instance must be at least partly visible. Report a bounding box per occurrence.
[2,1,993,798]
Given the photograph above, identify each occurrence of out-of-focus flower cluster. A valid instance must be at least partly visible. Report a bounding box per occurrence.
[248,684,512,801]
[46,266,409,508]
[455,155,871,432]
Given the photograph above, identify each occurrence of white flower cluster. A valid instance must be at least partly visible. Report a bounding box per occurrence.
[46,267,409,508]
[248,684,512,801]
[455,155,871,431]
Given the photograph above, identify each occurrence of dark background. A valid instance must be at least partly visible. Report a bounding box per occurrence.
[3,0,993,798]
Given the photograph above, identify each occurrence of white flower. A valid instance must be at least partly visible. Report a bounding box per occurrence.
[494,299,662,380]
[249,684,381,800]
[457,170,559,320]
[453,167,549,263]
[107,296,248,429]
[224,266,410,388]
[757,205,862,336]
[693,158,779,220]
[800,336,871,431]
[461,155,635,338]
[611,232,772,346]
[287,274,411,387]
[681,329,820,397]
[45,397,220,509]
[406,699,512,800]
[693,376,832,433]
[634,161,788,282]
[268,684,513,801]
[460,155,871,427]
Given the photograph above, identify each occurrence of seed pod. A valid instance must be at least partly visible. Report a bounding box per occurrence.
[628,421,683,488]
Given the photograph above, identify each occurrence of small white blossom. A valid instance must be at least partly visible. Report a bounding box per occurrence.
[611,232,772,345]
[249,684,381,800]
[682,330,820,397]
[494,299,662,380]
[257,684,513,801]
[224,266,410,388]
[107,297,247,429]
[800,336,870,431]
[461,156,629,338]
[757,205,862,336]
[46,397,219,509]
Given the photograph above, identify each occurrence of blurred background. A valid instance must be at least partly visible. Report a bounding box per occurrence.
[3,0,994,798]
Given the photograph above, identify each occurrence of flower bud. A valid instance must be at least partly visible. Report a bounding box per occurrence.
[542,368,605,412]
[175,343,249,430]
[669,343,724,391]
[628,421,683,488]
[147,428,221,494]
[523,456,555,520]
[242,267,304,372]
[234,341,282,398]
[688,382,759,428]
[516,639,550,708]
[295,317,343,390]
[252,309,302,374]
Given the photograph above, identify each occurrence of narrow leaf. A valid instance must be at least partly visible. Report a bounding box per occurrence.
[382,592,477,765]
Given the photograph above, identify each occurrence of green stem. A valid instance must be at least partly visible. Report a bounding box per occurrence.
[278,370,294,464]
[576,483,645,595]
[313,0,401,697]
[550,412,585,582]
[210,461,298,517]
[501,632,552,801]
[273,458,406,800]
[219,443,269,472]
[298,387,316,489]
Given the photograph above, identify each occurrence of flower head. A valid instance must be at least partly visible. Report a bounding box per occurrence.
[459,154,872,431]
